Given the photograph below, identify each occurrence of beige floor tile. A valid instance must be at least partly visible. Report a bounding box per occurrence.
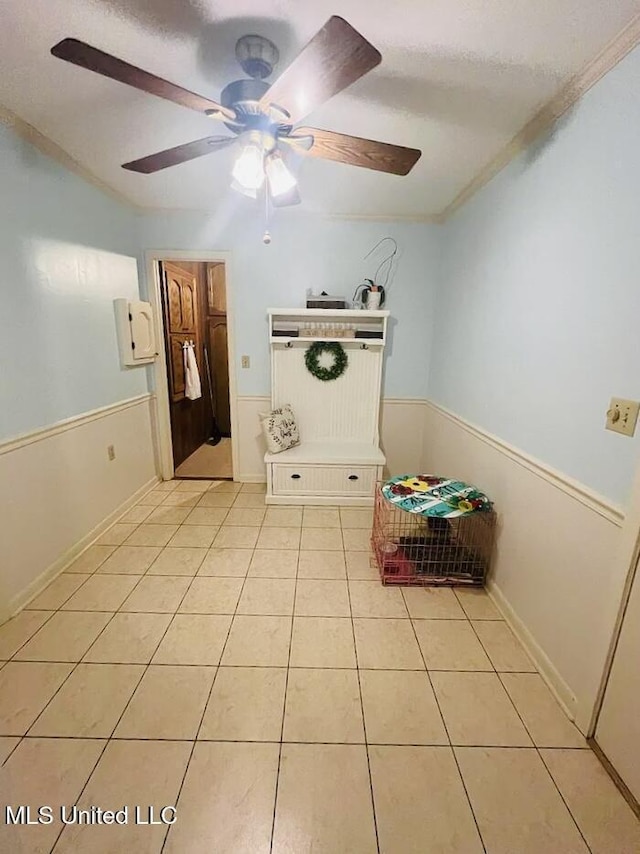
[147,546,207,576]
[273,744,377,854]
[302,507,341,528]
[360,670,448,745]
[164,741,278,854]
[284,669,364,743]
[473,620,536,671]
[114,665,216,739]
[55,739,191,854]
[354,618,424,670]
[176,479,213,492]
[179,577,243,614]
[29,663,143,737]
[0,661,73,735]
[370,745,484,853]
[120,504,155,523]
[14,611,111,662]
[295,579,350,617]
[501,674,586,747]
[96,522,139,546]
[26,574,89,609]
[455,587,502,619]
[196,490,236,507]
[61,574,141,611]
[345,550,378,579]
[221,615,291,666]
[263,507,303,527]
[297,550,346,579]
[340,508,374,529]
[154,479,180,492]
[300,526,343,551]
[341,528,371,551]
[152,614,232,665]
[225,507,266,526]
[249,549,299,578]
[145,505,192,525]
[349,580,408,617]
[125,523,179,547]
[162,491,200,507]
[199,667,287,741]
[213,526,260,549]
[120,576,191,613]
[456,747,589,854]
[0,737,19,764]
[403,586,467,619]
[66,544,117,573]
[541,748,640,854]
[290,617,356,668]
[168,525,219,547]
[240,482,267,493]
[83,613,172,663]
[414,619,494,670]
[184,507,229,526]
[237,578,296,616]
[432,672,532,746]
[0,737,105,854]
[95,545,162,575]
[0,610,53,658]
[256,526,301,550]
[199,547,252,576]
[138,488,170,505]
[211,480,242,493]
[233,491,267,508]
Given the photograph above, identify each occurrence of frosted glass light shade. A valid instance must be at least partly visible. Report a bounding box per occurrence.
[232,141,265,190]
[266,154,297,197]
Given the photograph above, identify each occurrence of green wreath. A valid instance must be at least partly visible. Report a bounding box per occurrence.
[304,341,348,381]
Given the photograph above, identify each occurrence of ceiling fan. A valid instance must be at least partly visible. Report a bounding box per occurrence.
[50,16,421,209]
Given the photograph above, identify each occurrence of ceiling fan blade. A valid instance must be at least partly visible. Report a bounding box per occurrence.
[51,38,236,121]
[271,185,302,207]
[122,136,235,173]
[259,17,381,123]
[292,126,421,175]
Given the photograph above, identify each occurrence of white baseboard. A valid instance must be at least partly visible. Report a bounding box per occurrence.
[487,579,580,728]
[236,474,267,484]
[4,475,159,622]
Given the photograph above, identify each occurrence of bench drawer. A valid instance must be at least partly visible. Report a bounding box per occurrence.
[272,464,377,496]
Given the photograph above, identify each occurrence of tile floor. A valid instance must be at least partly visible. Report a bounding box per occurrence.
[1,478,639,853]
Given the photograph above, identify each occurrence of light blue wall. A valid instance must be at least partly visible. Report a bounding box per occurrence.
[0,121,146,440]
[138,209,439,399]
[430,45,640,507]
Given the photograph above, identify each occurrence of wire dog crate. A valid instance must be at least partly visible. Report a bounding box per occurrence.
[372,479,496,587]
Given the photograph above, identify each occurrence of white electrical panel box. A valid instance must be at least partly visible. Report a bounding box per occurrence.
[114,299,157,366]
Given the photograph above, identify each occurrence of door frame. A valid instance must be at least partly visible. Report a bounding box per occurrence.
[589,453,640,735]
[144,249,239,481]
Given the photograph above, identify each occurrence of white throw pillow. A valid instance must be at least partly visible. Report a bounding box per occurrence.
[259,404,300,454]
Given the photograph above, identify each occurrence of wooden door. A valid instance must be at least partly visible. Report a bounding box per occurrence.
[595,553,640,803]
[160,261,208,468]
[204,263,231,436]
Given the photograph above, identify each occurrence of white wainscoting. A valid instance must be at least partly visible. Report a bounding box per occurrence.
[236,397,428,483]
[0,394,157,622]
[422,399,625,732]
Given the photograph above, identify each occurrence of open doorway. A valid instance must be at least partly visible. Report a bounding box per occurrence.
[153,256,235,480]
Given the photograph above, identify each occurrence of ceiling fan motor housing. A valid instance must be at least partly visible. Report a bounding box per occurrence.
[235,34,279,79]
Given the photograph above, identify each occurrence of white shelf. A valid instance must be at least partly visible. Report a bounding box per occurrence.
[268,308,390,318]
[270,336,384,345]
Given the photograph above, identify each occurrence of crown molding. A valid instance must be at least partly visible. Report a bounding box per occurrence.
[438,12,640,221]
[0,104,143,211]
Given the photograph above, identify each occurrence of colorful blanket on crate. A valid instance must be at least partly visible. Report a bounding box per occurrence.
[382,475,492,518]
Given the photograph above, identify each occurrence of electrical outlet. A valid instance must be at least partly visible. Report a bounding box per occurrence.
[107,445,116,461]
[605,398,640,437]
[241,355,250,369]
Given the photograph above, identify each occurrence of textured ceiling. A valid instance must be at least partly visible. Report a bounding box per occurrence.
[0,0,638,216]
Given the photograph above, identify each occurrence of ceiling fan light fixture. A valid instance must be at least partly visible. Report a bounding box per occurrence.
[266,153,297,198]
[232,132,265,191]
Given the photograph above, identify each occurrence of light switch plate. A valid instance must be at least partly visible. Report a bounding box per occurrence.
[605,397,640,437]
[241,355,250,369]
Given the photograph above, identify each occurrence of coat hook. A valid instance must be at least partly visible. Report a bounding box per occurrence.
[360,343,369,350]
[285,341,293,348]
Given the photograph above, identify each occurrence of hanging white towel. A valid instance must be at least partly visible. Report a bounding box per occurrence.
[184,342,202,400]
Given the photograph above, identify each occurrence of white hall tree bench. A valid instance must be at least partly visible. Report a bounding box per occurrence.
[264,308,389,506]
